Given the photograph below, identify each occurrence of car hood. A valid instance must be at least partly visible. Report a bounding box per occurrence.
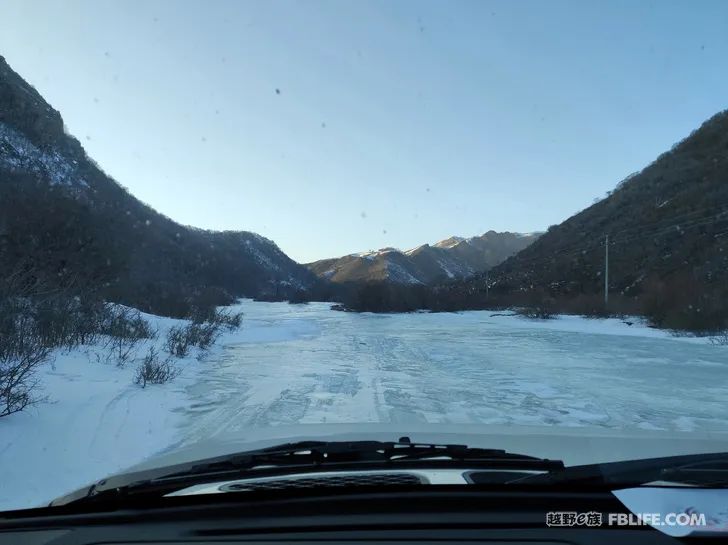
[128,422,728,472]
[49,423,728,506]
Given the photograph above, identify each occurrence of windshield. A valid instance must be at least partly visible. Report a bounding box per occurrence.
[1,0,727,512]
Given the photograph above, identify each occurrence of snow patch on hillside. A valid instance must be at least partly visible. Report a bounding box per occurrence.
[0,122,89,189]
[404,244,427,255]
[386,262,422,284]
[434,236,465,249]
[242,238,280,272]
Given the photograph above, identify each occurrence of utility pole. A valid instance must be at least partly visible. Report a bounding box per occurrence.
[604,234,609,307]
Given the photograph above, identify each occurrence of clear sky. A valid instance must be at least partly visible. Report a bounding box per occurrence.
[1,0,727,262]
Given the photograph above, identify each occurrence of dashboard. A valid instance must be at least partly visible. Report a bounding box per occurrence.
[0,487,719,545]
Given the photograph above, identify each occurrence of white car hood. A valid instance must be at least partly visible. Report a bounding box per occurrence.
[127,423,728,473]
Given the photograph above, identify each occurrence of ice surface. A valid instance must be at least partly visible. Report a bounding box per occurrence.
[174,302,728,443]
[1,301,727,510]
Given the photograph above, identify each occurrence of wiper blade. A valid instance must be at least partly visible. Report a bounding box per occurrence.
[513,451,728,489]
[659,458,728,487]
[167,437,564,479]
[59,437,564,507]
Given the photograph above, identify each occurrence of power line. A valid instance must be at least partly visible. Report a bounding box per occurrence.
[605,205,728,240]
[609,212,728,246]
[490,209,728,273]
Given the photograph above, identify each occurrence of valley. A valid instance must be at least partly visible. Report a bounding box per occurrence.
[2,299,726,511]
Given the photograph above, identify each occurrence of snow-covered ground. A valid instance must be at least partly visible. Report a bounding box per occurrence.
[0,311,208,511]
[2,300,727,511]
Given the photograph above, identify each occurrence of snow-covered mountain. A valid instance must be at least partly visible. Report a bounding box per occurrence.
[306,231,540,285]
[0,55,318,316]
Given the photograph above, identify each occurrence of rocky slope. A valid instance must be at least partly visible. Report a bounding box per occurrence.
[0,55,318,316]
[446,110,728,330]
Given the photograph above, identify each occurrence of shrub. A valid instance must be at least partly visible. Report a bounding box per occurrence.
[0,302,51,417]
[516,306,556,320]
[709,331,728,346]
[165,325,193,358]
[288,290,310,304]
[0,267,104,416]
[62,298,106,348]
[164,308,242,358]
[164,322,216,357]
[208,308,243,331]
[99,305,156,366]
[186,287,237,323]
[100,305,156,339]
[641,274,728,333]
[133,347,179,388]
[513,289,557,320]
[193,321,221,350]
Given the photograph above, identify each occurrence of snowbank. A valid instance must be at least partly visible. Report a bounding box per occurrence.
[0,311,225,511]
[478,312,716,344]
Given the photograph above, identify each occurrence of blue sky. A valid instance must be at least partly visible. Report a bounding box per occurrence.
[1,0,727,262]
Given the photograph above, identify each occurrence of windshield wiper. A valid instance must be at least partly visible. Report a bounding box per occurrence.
[166,437,564,479]
[511,451,728,489]
[56,437,563,507]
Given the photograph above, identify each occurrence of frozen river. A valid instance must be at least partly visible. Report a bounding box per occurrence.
[175,300,728,446]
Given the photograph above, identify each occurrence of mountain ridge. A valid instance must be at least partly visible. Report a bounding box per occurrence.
[306,231,540,285]
[432,109,728,330]
[0,55,319,317]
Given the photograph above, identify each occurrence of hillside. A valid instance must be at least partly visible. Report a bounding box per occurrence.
[444,110,728,330]
[0,55,318,317]
[307,232,539,285]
